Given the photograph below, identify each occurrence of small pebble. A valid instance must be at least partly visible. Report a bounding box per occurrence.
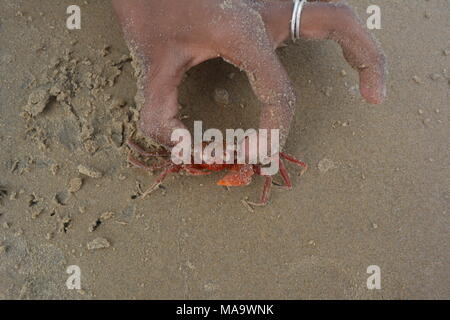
[50,163,60,175]
[323,86,333,97]
[87,238,111,250]
[78,165,103,179]
[214,88,231,105]
[68,178,83,193]
[88,220,101,233]
[100,211,114,221]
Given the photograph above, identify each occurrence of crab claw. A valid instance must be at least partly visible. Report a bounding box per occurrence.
[217,164,255,187]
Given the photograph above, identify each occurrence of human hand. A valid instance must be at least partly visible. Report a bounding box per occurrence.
[112,0,386,148]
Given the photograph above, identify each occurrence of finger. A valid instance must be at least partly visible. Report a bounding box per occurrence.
[113,2,201,147]
[260,1,387,104]
[137,47,192,148]
[217,8,296,148]
[258,0,344,47]
[301,2,387,104]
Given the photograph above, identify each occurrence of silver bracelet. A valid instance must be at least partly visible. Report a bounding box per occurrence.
[291,0,307,42]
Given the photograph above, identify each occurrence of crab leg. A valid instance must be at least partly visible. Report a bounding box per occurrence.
[277,159,293,190]
[184,166,213,176]
[127,139,170,157]
[247,175,273,207]
[141,166,179,198]
[280,152,308,168]
[128,155,168,172]
[280,152,308,175]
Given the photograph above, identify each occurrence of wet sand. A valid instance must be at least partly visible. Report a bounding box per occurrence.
[0,0,448,299]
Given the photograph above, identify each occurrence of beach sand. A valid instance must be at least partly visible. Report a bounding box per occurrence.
[0,0,448,299]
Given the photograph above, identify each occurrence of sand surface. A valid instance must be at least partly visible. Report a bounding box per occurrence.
[0,0,449,299]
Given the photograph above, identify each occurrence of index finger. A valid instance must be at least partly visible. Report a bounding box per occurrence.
[300,2,387,104]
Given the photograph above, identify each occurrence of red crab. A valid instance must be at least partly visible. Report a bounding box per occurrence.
[127,139,307,206]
